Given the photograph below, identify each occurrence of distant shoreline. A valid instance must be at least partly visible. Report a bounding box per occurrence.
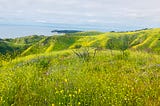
[0,23,156,38]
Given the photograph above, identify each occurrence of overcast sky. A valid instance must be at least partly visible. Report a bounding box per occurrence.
[0,0,160,28]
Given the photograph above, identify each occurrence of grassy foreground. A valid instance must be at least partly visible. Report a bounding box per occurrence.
[0,49,160,106]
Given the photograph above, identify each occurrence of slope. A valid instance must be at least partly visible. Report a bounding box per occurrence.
[1,28,160,57]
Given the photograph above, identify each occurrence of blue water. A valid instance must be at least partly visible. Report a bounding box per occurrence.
[0,25,53,38]
[0,24,110,38]
[0,23,146,38]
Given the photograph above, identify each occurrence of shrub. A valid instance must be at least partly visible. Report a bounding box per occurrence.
[72,47,90,62]
[74,44,82,49]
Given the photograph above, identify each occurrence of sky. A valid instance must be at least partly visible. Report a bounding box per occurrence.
[0,0,160,30]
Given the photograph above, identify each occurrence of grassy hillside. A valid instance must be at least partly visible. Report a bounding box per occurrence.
[1,28,160,62]
[0,35,45,57]
[1,28,160,56]
[0,49,160,105]
[0,29,160,105]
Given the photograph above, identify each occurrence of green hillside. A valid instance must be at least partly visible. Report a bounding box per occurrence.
[0,28,160,105]
[1,49,160,105]
[1,28,160,57]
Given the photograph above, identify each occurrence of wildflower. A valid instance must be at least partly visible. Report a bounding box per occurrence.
[78,89,81,94]
[64,79,68,83]
[74,91,78,94]
[69,94,72,97]
[55,91,59,94]
[52,104,55,106]
[78,102,81,105]
[0,96,2,102]
[60,90,64,94]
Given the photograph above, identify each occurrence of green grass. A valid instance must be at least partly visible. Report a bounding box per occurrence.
[1,28,160,56]
[1,29,160,106]
[0,49,160,106]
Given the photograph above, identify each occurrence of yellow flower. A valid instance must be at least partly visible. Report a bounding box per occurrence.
[64,79,68,83]
[78,89,81,94]
[60,90,64,94]
[52,104,55,106]
[78,102,81,105]
[55,91,59,94]
[0,96,2,102]
[74,91,78,94]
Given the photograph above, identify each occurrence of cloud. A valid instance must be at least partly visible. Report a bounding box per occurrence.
[0,0,160,27]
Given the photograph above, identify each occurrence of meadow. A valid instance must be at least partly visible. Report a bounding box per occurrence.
[0,28,160,106]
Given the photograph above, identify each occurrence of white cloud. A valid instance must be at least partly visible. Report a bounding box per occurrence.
[0,0,159,27]
[88,19,98,23]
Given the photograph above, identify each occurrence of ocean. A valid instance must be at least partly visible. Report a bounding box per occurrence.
[0,25,54,38]
[0,23,143,38]
[0,23,110,39]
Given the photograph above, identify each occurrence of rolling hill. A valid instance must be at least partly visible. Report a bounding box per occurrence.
[1,28,160,57]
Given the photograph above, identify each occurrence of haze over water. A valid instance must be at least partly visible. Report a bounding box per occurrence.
[0,23,152,39]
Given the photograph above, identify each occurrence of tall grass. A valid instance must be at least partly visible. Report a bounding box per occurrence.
[0,50,160,106]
